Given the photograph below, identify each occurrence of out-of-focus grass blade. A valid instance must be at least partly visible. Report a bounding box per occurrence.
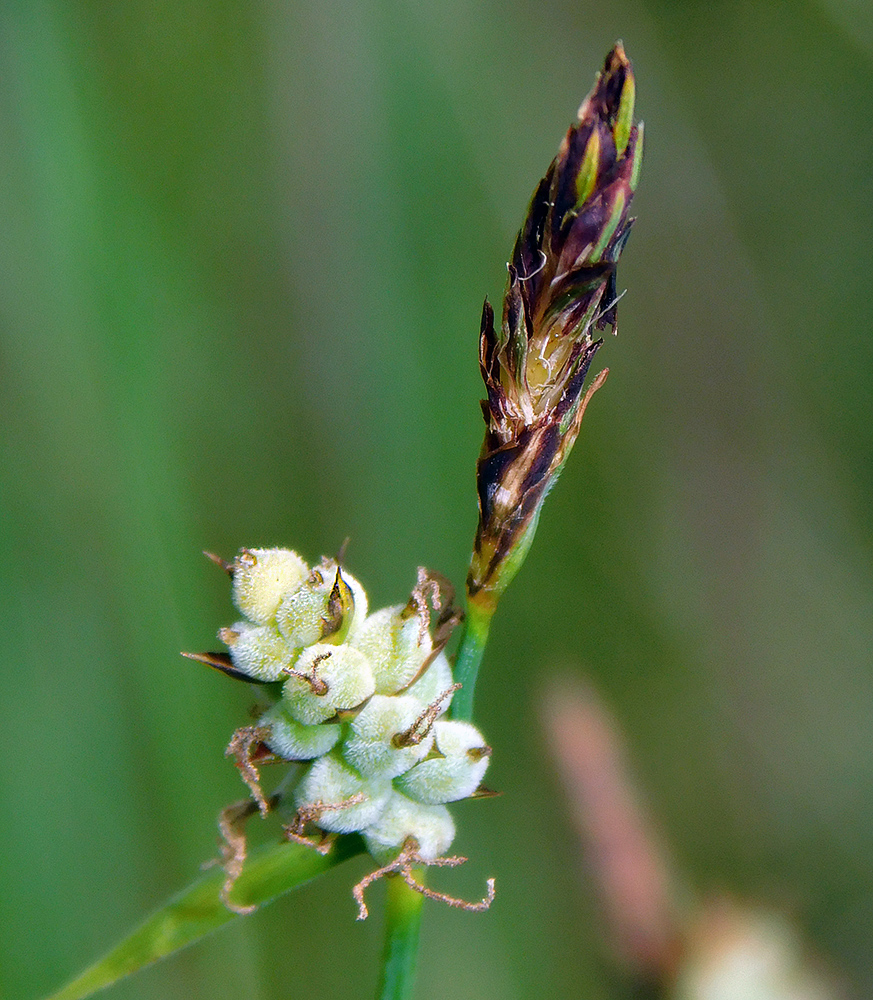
[45,836,364,1000]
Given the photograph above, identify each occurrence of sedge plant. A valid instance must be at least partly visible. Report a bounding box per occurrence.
[45,43,642,1000]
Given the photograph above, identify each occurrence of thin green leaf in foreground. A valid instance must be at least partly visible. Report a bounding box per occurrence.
[45,835,365,1000]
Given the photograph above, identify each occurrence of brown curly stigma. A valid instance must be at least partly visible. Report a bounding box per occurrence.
[352,837,496,920]
[393,684,462,749]
[395,570,464,691]
[212,794,278,915]
[283,651,331,696]
[282,794,366,855]
[225,726,274,816]
[402,568,463,646]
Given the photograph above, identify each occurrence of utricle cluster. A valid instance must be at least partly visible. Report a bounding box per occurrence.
[221,547,491,862]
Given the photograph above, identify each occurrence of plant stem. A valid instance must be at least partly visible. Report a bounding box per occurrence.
[451,593,495,721]
[375,876,426,1000]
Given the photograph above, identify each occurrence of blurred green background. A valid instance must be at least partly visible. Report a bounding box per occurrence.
[3,1,873,998]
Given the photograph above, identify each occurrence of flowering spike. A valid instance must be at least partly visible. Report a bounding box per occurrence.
[468,42,641,603]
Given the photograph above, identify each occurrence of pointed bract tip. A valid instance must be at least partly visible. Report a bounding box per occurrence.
[336,536,351,565]
[182,650,236,670]
[181,650,273,684]
[469,785,503,799]
[204,551,234,576]
[577,41,635,130]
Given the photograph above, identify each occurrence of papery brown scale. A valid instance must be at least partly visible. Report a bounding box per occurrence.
[503,274,529,378]
[554,340,602,422]
[513,172,553,283]
[478,300,502,387]
[550,123,599,241]
[591,123,618,180]
[553,129,639,274]
[472,420,564,588]
[518,423,562,502]
[556,197,616,275]
[579,43,631,124]
[544,261,613,319]
[479,301,520,432]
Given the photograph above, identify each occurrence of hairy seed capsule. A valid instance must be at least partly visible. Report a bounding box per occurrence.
[257,701,341,760]
[342,694,435,779]
[351,605,432,695]
[220,621,296,681]
[362,791,455,863]
[395,719,491,805]
[405,651,454,714]
[282,643,375,724]
[232,547,309,625]
[294,752,391,834]
[276,562,368,648]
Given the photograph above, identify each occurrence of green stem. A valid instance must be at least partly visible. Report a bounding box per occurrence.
[375,876,425,1000]
[451,595,495,721]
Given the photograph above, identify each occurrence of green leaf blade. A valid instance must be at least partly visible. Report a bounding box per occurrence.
[45,836,365,1000]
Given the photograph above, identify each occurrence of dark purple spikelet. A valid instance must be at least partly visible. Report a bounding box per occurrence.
[469,43,642,603]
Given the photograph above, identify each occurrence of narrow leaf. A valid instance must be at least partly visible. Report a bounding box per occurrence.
[45,835,365,1000]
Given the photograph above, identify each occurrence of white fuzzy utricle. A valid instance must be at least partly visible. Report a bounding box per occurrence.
[232,547,309,625]
[351,605,432,695]
[282,643,375,724]
[223,621,295,681]
[343,694,435,779]
[405,651,454,714]
[363,791,455,862]
[395,719,490,805]
[294,753,391,833]
[258,701,341,760]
